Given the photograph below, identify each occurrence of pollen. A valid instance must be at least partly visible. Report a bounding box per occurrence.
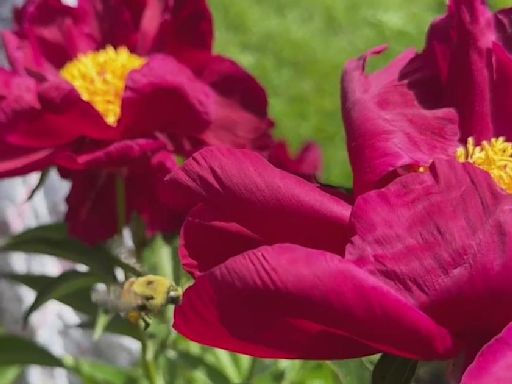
[456,136,512,193]
[60,46,147,126]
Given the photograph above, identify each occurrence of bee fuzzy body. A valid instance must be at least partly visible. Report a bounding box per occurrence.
[92,275,182,330]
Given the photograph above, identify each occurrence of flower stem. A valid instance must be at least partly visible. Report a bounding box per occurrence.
[115,174,126,234]
[140,329,159,384]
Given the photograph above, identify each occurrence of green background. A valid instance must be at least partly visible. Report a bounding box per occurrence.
[211,0,510,186]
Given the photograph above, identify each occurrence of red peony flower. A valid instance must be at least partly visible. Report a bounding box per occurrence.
[160,147,454,359]
[0,0,318,243]
[342,0,512,197]
[162,146,512,383]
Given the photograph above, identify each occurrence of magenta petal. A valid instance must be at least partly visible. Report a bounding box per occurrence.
[0,141,56,177]
[491,43,512,139]
[119,55,212,139]
[424,0,495,140]
[163,146,351,254]
[179,204,264,277]
[2,75,112,147]
[347,158,512,341]
[60,138,167,170]
[268,141,322,180]
[64,140,178,244]
[65,169,118,244]
[138,0,213,56]
[341,47,459,194]
[461,323,512,384]
[174,244,455,359]
[184,53,269,118]
[13,0,98,69]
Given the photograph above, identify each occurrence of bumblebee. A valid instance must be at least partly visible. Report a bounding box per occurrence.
[92,275,182,330]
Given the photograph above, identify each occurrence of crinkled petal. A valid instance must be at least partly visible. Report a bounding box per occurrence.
[174,244,456,359]
[461,322,512,384]
[164,146,351,254]
[137,0,213,56]
[347,158,512,341]
[342,46,459,195]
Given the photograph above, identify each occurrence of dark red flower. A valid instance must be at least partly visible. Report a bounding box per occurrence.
[0,0,318,243]
[342,0,512,195]
[162,145,512,383]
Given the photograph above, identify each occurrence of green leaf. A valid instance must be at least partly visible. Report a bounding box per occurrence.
[0,335,63,367]
[3,273,98,316]
[23,270,102,324]
[78,316,142,341]
[0,223,140,279]
[170,351,233,384]
[64,357,138,384]
[372,354,418,384]
[328,356,377,384]
[0,365,23,384]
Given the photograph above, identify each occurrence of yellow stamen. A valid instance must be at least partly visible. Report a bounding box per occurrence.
[456,136,512,193]
[60,46,147,126]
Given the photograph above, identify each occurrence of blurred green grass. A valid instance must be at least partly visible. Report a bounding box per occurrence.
[210,0,509,186]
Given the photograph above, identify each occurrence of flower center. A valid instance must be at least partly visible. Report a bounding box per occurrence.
[60,46,147,126]
[456,137,512,193]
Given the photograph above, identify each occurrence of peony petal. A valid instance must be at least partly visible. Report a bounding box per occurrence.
[174,244,456,359]
[1,74,113,147]
[346,158,512,341]
[58,138,167,170]
[179,204,264,277]
[267,141,322,180]
[12,0,99,69]
[64,140,178,244]
[341,46,459,194]
[490,43,512,139]
[183,53,269,118]
[118,54,213,140]
[163,146,351,254]
[423,0,495,140]
[137,0,213,56]
[0,141,56,177]
[461,322,512,384]
[120,55,273,153]
[65,168,119,244]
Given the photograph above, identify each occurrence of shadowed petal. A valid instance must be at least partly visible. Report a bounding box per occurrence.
[138,0,213,56]
[461,322,512,384]
[179,204,264,277]
[174,244,456,359]
[164,146,351,254]
[64,140,177,244]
